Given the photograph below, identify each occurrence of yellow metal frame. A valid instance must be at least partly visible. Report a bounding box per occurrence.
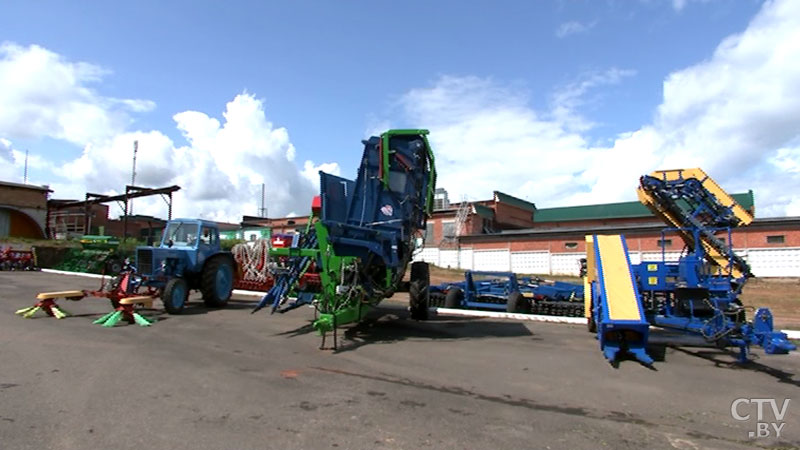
[36,290,85,300]
[594,235,642,321]
[637,168,752,278]
[583,235,594,319]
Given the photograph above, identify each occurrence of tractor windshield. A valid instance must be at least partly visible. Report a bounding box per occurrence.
[162,222,200,248]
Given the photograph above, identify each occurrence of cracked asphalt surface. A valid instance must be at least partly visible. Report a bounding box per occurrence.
[1,271,798,449]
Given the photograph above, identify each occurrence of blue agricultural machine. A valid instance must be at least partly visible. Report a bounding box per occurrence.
[584,169,795,365]
[252,129,436,348]
[134,219,236,314]
[430,271,585,317]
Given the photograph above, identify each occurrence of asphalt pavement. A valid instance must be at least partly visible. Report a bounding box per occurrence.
[1,271,798,449]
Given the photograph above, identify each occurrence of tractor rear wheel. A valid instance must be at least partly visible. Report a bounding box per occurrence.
[201,256,234,308]
[163,278,188,314]
[506,291,530,313]
[444,288,463,309]
[409,261,429,320]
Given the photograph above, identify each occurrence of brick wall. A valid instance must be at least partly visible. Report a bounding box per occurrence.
[531,216,660,229]
[0,185,48,209]
[493,203,534,228]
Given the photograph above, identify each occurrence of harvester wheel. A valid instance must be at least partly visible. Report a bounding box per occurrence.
[587,301,597,333]
[587,314,597,333]
[506,291,530,313]
[409,261,429,320]
[444,288,463,309]
[162,278,188,314]
[201,256,233,308]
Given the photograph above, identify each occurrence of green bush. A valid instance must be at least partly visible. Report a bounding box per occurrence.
[221,239,246,251]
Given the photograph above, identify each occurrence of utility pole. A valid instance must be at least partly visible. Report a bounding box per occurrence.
[259,183,267,217]
[130,140,138,216]
[23,149,28,184]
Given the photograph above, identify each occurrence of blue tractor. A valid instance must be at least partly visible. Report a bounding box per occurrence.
[135,219,236,314]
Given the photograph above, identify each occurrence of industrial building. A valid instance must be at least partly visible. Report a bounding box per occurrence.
[2,179,798,276]
[0,181,51,239]
[416,189,800,277]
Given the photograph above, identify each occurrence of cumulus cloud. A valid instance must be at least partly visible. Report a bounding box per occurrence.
[393,0,800,217]
[0,42,153,146]
[0,42,340,223]
[0,138,17,180]
[399,75,591,204]
[555,21,595,38]
[62,94,340,222]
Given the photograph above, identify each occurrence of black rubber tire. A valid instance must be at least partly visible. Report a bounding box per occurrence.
[506,291,530,313]
[587,300,597,333]
[105,257,123,275]
[162,277,188,314]
[409,261,429,320]
[444,288,463,309]
[201,256,234,308]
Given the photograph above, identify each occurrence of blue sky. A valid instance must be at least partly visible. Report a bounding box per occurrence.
[2,0,799,220]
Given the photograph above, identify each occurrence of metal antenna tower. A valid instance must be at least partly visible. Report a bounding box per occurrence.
[259,183,268,217]
[130,140,138,215]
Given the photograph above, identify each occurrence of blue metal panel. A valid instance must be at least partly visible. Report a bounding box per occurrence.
[319,134,432,269]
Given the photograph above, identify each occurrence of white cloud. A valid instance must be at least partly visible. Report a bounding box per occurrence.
[61,94,339,222]
[0,42,152,146]
[0,138,17,180]
[550,68,636,132]
[302,160,342,188]
[394,0,800,217]
[398,76,592,205]
[671,0,713,12]
[555,21,595,38]
[0,42,341,223]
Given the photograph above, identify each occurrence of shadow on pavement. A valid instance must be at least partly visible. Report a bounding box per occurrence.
[671,346,800,387]
[271,305,536,353]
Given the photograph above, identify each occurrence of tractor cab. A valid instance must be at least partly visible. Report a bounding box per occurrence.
[159,219,221,265]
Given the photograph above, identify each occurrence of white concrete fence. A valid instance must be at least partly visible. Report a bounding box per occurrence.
[414,246,800,277]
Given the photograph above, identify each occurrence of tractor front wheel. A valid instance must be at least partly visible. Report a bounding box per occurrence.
[163,278,188,314]
[201,256,234,308]
[409,261,429,320]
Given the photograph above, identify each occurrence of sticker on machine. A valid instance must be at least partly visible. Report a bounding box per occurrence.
[380,204,394,216]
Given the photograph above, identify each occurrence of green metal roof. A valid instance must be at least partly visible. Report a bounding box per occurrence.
[494,191,536,212]
[534,191,755,223]
[473,203,495,219]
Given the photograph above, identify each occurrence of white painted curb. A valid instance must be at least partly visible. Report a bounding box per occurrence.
[32,269,800,339]
[41,268,106,279]
[232,289,266,298]
[784,330,800,340]
[41,269,267,298]
[432,307,588,325]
